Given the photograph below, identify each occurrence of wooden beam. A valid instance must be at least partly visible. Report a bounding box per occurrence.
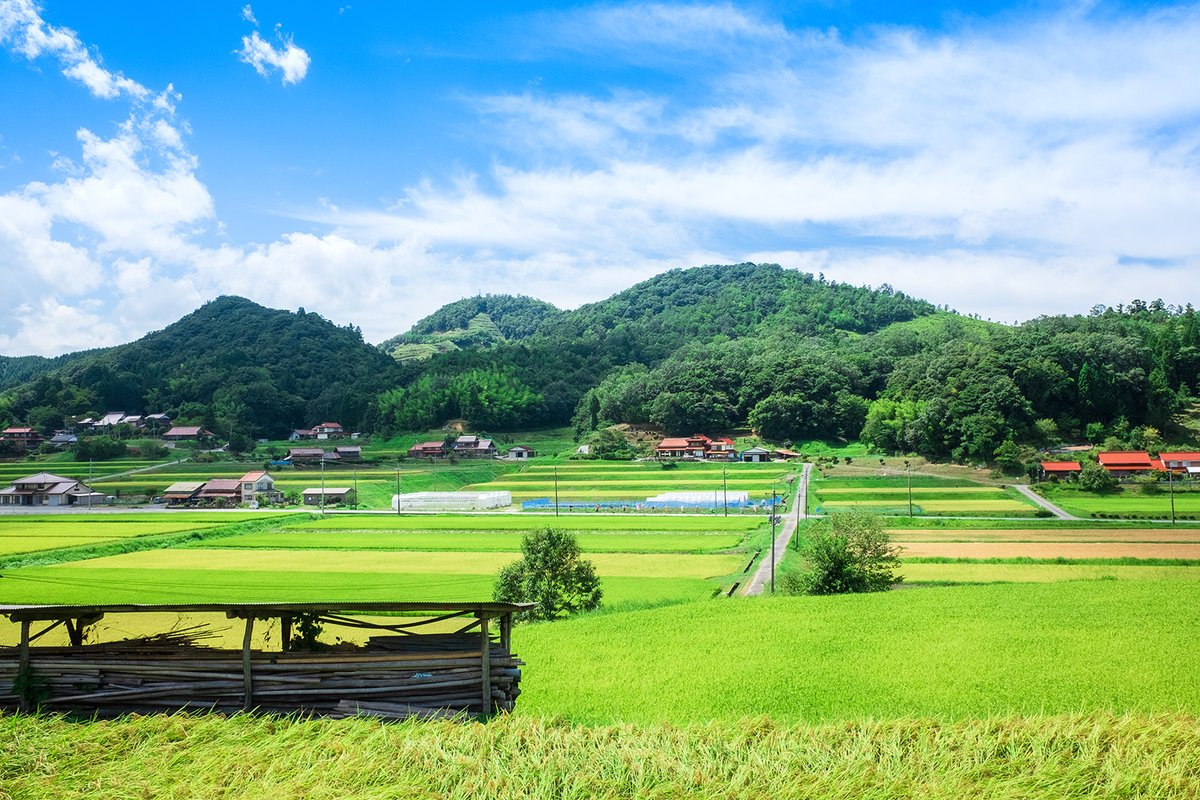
[242,616,255,711]
[479,614,491,716]
[500,612,512,653]
[280,615,291,653]
[17,619,30,712]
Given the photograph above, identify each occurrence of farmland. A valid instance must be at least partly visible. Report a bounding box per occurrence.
[808,473,1040,516]
[1035,483,1200,519]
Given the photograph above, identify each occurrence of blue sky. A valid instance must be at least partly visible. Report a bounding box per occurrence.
[1,0,1198,355]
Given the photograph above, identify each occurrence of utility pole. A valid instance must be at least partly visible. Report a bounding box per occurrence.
[722,466,728,517]
[319,457,325,517]
[395,468,401,515]
[905,460,913,517]
[353,468,358,511]
[770,483,778,593]
[88,458,93,512]
[1169,466,1176,525]
[553,467,560,517]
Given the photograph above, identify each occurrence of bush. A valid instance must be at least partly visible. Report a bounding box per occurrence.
[1079,462,1119,493]
[789,511,901,595]
[493,528,602,620]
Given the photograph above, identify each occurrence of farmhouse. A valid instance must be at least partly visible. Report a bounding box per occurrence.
[48,432,78,449]
[0,427,43,449]
[302,487,356,506]
[507,445,535,459]
[1160,452,1200,476]
[1040,461,1082,480]
[289,428,316,441]
[313,422,346,439]
[198,479,242,504]
[333,446,362,461]
[162,426,213,443]
[0,473,104,507]
[240,471,282,504]
[1097,451,1159,476]
[409,441,448,458]
[162,481,205,506]
[288,447,326,463]
[655,434,739,460]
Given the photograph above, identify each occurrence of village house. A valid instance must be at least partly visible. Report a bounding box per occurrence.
[240,471,282,504]
[0,472,105,507]
[333,446,362,461]
[197,479,242,504]
[507,446,535,459]
[162,426,214,444]
[0,427,44,449]
[655,434,739,461]
[48,432,78,449]
[287,447,326,463]
[408,441,448,458]
[740,447,772,463]
[288,428,316,441]
[1040,461,1082,480]
[1097,451,1159,476]
[313,422,346,439]
[1159,452,1200,477]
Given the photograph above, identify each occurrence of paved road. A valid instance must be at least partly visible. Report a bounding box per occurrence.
[1013,484,1077,520]
[743,462,811,596]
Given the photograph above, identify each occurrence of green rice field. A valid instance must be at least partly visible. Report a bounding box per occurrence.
[204,530,743,552]
[1036,484,1200,518]
[810,473,1040,516]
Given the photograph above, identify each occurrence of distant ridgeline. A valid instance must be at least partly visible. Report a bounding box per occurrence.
[0,264,1197,463]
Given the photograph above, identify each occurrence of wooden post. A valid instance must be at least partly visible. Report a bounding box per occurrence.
[479,614,491,716]
[280,615,292,653]
[17,620,30,712]
[242,616,255,711]
[499,612,512,653]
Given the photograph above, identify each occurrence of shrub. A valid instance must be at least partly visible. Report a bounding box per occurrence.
[1079,463,1119,493]
[789,511,901,595]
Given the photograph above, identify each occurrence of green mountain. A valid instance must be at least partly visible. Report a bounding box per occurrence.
[377,295,561,363]
[0,297,405,440]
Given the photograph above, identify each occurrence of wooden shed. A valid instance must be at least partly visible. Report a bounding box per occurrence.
[0,601,532,720]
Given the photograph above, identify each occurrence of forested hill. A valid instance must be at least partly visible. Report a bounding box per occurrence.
[376,264,938,433]
[0,297,404,441]
[376,295,561,364]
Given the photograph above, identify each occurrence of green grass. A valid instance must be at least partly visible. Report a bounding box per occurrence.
[900,562,1200,583]
[516,581,1200,723]
[202,530,744,553]
[291,514,765,532]
[7,712,1198,800]
[1037,485,1200,518]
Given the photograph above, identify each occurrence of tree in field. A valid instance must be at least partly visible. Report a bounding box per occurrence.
[1079,462,1119,493]
[493,528,602,620]
[789,511,901,595]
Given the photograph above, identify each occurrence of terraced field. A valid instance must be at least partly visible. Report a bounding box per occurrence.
[810,473,1039,516]
[1035,484,1200,519]
[0,513,280,558]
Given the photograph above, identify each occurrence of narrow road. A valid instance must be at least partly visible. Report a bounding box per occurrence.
[1012,484,1077,520]
[743,462,811,596]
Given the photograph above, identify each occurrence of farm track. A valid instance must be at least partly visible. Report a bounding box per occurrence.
[743,463,809,596]
[1013,484,1076,519]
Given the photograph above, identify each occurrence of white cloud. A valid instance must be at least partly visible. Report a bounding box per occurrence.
[241,5,257,26]
[237,27,310,85]
[0,0,148,99]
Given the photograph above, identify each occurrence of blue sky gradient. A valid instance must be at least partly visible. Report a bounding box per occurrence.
[1,0,1197,354]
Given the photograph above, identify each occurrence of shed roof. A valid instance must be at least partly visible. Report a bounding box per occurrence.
[1097,451,1155,467]
[0,601,535,623]
[1041,461,1082,472]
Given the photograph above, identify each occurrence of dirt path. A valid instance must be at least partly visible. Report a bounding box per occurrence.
[743,463,811,596]
[1013,484,1077,520]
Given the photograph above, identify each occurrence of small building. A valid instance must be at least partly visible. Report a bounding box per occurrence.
[507,446,535,459]
[458,438,496,458]
[198,479,242,504]
[1160,452,1200,475]
[48,432,78,449]
[162,481,206,506]
[705,438,738,460]
[302,487,356,506]
[313,422,345,440]
[95,412,127,429]
[1,427,43,449]
[409,441,448,458]
[0,473,104,507]
[1040,461,1082,480]
[655,437,690,459]
[240,471,282,504]
[741,447,772,463]
[162,426,213,443]
[1097,451,1158,476]
[144,413,173,431]
[288,447,326,463]
[333,446,362,462]
[289,429,316,441]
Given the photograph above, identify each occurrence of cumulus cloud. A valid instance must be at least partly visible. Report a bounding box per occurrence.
[0,0,148,99]
[237,22,310,85]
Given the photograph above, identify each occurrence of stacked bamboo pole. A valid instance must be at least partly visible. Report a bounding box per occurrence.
[0,632,522,720]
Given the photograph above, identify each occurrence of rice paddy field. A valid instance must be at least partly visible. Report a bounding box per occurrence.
[1035,483,1200,519]
[810,473,1041,516]
[465,460,797,504]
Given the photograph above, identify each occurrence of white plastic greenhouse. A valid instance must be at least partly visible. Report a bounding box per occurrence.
[391,491,512,512]
[644,490,750,507]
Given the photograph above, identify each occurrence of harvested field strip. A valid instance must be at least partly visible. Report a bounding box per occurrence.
[900,562,1200,582]
[62,548,744,579]
[818,486,1002,494]
[0,568,717,607]
[890,528,1200,543]
[814,476,983,488]
[472,478,784,488]
[820,499,1032,511]
[292,514,763,532]
[898,542,1200,560]
[4,713,1199,800]
[203,531,744,553]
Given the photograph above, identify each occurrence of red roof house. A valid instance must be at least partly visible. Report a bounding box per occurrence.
[1097,451,1158,474]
